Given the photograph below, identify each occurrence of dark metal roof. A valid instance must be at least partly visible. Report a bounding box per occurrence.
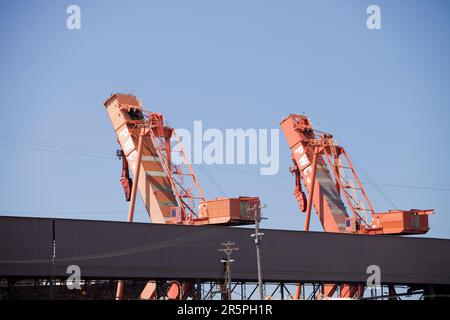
[1,216,449,285]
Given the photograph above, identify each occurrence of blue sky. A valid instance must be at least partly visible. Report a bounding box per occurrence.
[0,0,449,239]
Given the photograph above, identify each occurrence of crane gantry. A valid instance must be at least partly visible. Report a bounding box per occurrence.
[103,93,260,299]
[101,95,435,300]
[280,114,434,299]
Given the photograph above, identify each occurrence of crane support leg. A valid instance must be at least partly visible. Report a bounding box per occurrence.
[126,127,145,222]
[323,284,338,298]
[388,285,398,300]
[304,147,319,232]
[115,281,125,300]
[340,284,364,298]
[294,283,302,300]
[140,281,157,299]
[116,128,146,300]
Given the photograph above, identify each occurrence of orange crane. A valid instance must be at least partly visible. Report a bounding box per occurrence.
[103,93,260,299]
[280,114,434,299]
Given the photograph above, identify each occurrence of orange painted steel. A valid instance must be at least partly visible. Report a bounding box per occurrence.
[102,93,260,300]
[115,127,147,300]
[281,115,348,233]
[303,146,319,231]
[126,127,146,222]
[281,113,434,299]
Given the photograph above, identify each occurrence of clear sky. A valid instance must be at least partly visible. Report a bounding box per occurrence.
[0,0,449,239]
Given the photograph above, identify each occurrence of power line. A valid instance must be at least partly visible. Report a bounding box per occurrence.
[0,135,112,155]
[1,136,449,192]
[0,143,114,160]
[347,154,398,208]
[193,165,450,192]
[182,146,228,197]
[196,164,229,197]
[0,210,133,215]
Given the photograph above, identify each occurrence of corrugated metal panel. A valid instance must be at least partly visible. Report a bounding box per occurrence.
[0,216,53,277]
[54,219,232,279]
[0,216,449,285]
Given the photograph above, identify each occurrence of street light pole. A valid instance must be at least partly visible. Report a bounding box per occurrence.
[249,204,268,300]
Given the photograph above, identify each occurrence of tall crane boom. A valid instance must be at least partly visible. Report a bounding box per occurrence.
[103,93,260,226]
[281,114,433,235]
[104,94,178,223]
[282,115,348,232]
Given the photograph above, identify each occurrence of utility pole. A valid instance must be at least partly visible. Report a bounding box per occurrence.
[249,204,268,300]
[218,241,239,300]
